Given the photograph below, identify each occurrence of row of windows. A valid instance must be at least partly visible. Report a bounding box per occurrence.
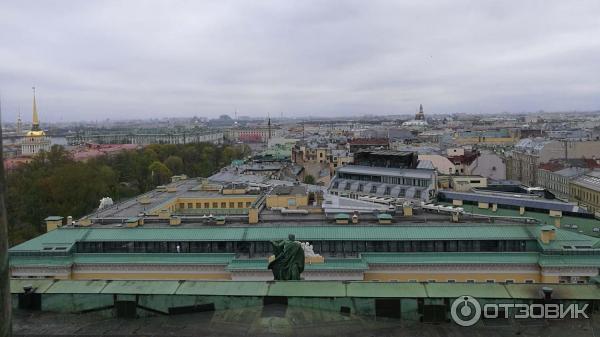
[571,188,600,205]
[334,183,422,198]
[337,173,430,188]
[178,201,252,209]
[77,239,531,255]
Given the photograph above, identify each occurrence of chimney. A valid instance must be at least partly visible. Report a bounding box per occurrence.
[542,286,553,301]
[540,226,556,244]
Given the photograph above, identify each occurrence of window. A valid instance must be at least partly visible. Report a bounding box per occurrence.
[427,280,436,283]
[212,202,218,208]
[414,190,421,198]
[505,280,514,284]
[238,202,243,208]
[486,280,495,283]
[370,185,377,193]
[221,202,227,208]
[447,279,456,283]
[466,280,475,283]
[333,181,339,189]
[358,184,363,192]
[229,202,235,208]
[288,198,296,206]
[384,186,391,195]
[525,280,534,284]
[196,203,201,208]
[179,203,185,209]
[246,202,251,207]
[187,203,193,208]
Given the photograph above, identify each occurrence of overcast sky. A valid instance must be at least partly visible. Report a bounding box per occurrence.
[1,1,600,122]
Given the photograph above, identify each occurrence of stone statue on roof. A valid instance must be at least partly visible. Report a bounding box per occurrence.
[268,234,305,280]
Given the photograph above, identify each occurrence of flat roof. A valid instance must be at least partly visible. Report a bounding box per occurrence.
[10,225,539,253]
[10,279,600,300]
[336,165,434,179]
[440,190,581,212]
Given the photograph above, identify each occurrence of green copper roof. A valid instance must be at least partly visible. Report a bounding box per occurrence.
[9,256,73,267]
[10,279,55,294]
[45,280,108,294]
[10,225,538,254]
[176,281,268,296]
[425,283,511,299]
[528,225,600,251]
[267,281,346,297]
[10,279,600,300]
[102,280,181,295]
[346,282,427,298]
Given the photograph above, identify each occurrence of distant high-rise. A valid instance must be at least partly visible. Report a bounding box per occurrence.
[16,109,22,135]
[415,104,425,120]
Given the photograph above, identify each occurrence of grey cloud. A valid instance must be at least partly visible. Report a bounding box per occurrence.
[1,0,599,122]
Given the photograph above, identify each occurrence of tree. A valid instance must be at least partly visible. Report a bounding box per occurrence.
[5,142,250,246]
[164,155,184,175]
[303,175,316,185]
[148,161,172,185]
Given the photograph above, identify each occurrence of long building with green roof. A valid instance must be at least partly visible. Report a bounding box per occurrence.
[9,223,600,284]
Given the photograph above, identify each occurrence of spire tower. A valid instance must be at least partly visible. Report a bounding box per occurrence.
[415,104,425,121]
[32,87,40,131]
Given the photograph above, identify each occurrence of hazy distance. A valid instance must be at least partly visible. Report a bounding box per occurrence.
[1,0,600,121]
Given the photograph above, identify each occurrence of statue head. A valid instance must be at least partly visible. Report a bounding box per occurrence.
[288,234,296,241]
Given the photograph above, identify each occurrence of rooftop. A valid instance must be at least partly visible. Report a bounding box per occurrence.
[336,165,435,179]
[572,170,600,192]
[439,190,583,213]
[10,223,600,254]
[10,278,600,300]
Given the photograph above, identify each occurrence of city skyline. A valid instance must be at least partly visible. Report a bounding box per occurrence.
[1,1,600,121]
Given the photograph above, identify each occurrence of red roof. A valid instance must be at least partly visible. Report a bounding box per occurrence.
[539,162,564,172]
[448,151,479,165]
[3,157,31,170]
[71,144,140,161]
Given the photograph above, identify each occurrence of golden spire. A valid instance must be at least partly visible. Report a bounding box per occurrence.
[32,86,40,130]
